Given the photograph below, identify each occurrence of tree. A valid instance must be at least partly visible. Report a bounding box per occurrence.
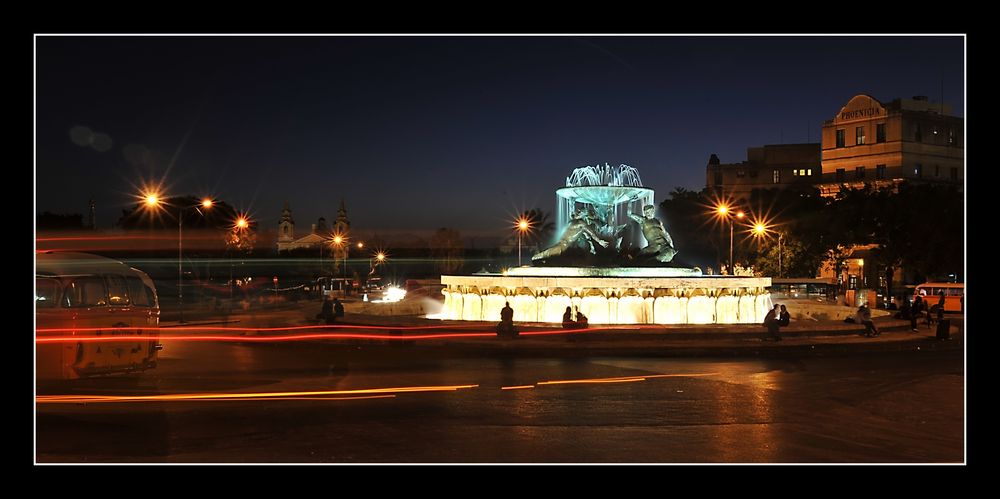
[518,209,555,247]
[37,212,84,230]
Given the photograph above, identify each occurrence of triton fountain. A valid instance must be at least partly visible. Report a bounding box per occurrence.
[439,164,772,325]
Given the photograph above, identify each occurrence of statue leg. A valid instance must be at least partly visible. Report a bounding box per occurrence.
[533,242,569,261]
[655,247,678,263]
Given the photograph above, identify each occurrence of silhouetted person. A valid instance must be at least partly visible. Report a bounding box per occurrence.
[763,304,781,341]
[911,296,923,332]
[333,298,344,319]
[562,306,576,329]
[857,305,878,337]
[575,307,588,328]
[778,304,790,327]
[497,301,516,338]
[320,296,334,324]
[897,297,912,321]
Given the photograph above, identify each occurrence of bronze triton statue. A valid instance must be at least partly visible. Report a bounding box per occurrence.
[627,205,677,263]
[532,208,609,261]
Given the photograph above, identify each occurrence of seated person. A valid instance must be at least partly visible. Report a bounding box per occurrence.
[575,307,588,328]
[562,306,576,329]
[497,301,517,337]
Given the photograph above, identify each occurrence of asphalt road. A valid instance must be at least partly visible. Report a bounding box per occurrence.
[35,337,964,463]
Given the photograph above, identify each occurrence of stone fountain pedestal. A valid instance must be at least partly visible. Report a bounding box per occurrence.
[440,268,771,325]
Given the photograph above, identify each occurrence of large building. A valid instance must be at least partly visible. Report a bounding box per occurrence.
[817,94,963,196]
[706,143,821,197]
[276,200,351,253]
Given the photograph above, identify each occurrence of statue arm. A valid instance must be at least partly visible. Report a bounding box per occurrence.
[627,213,643,224]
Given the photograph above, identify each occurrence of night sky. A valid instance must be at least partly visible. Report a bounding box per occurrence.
[35,35,964,238]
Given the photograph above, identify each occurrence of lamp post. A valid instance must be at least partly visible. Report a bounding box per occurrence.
[230,216,249,308]
[515,217,531,267]
[753,221,783,278]
[332,234,344,295]
[143,193,213,324]
[715,204,743,274]
[778,232,784,278]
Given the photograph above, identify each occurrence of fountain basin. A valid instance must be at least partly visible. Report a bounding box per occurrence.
[440,272,772,325]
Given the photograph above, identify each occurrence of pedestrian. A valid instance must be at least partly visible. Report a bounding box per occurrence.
[497,301,516,337]
[778,304,790,327]
[333,298,345,319]
[562,306,576,329]
[320,296,334,324]
[911,295,923,332]
[575,307,588,328]
[897,297,912,321]
[763,304,781,341]
[856,305,879,337]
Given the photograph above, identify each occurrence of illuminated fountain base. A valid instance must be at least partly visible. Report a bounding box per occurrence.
[440,268,771,325]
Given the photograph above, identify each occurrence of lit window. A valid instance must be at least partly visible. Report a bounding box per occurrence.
[807,169,812,176]
[773,170,780,184]
[856,126,865,145]
[793,170,798,176]
[915,164,923,177]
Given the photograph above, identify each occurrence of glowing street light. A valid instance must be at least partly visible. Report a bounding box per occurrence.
[714,203,744,274]
[751,219,783,278]
[515,217,531,267]
[139,191,214,323]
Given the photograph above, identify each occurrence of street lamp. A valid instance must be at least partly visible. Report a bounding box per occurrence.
[715,204,744,274]
[752,220,783,278]
[229,215,250,307]
[515,217,531,267]
[141,192,213,324]
[331,233,346,294]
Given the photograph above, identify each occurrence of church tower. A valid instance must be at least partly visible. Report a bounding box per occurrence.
[332,199,351,261]
[278,201,295,248]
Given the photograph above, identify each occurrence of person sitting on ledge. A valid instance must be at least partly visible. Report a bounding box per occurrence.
[562,306,576,329]
[496,301,517,338]
[575,307,588,328]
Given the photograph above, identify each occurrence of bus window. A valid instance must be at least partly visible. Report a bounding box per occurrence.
[63,276,107,307]
[106,274,130,306]
[36,277,59,308]
[125,276,151,307]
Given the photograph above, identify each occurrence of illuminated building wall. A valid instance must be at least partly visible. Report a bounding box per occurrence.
[818,94,963,197]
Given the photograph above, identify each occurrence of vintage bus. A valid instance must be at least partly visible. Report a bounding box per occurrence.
[913,282,964,313]
[36,252,161,380]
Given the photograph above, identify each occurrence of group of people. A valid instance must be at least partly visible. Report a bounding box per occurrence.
[318,296,345,324]
[896,294,946,332]
[762,304,790,341]
[562,306,588,329]
[496,302,591,338]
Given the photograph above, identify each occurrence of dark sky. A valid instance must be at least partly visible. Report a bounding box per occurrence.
[35,35,964,236]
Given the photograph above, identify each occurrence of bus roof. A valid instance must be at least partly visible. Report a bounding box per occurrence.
[36,251,144,277]
[916,282,964,288]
